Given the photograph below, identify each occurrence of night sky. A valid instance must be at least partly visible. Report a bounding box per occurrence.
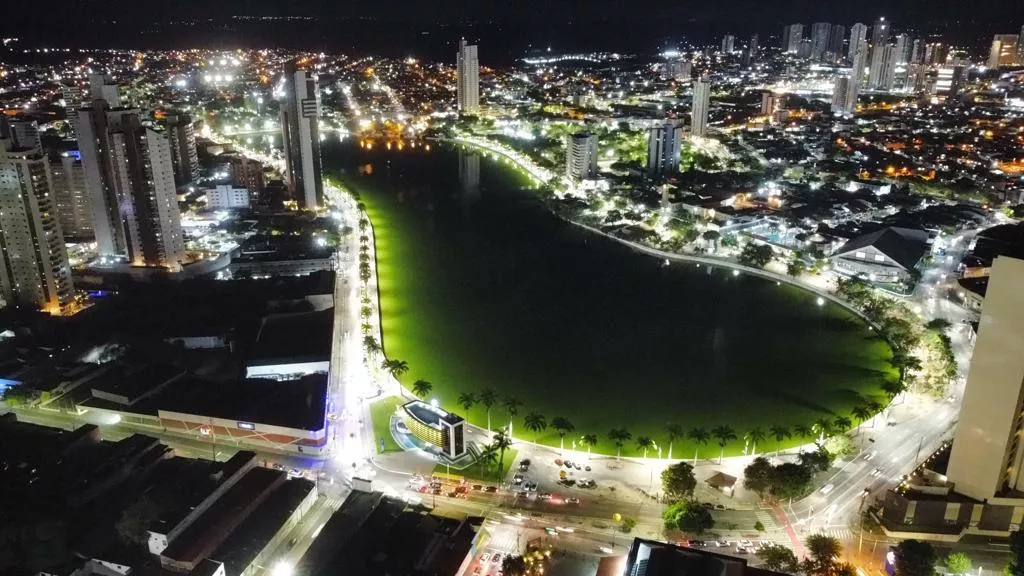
[2,0,1019,58]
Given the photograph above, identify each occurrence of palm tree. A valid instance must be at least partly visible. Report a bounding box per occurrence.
[688,428,710,465]
[665,423,684,461]
[580,434,599,459]
[868,400,885,427]
[608,428,632,459]
[491,429,512,481]
[524,412,547,435]
[711,426,737,464]
[477,444,498,478]
[636,436,654,459]
[551,417,575,454]
[457,392,477,415]
[361,322,372,334]
[812,418,832,443]
[851,404,872,427]
[833,416,853,435]
[411,379,433,398]
[769,425,791,458]
[794,424,813,442]
[381,358,409,379]
[478,388,498,432]
[363,335,382,356]
[503,397,522,438]
[744,427,766,456]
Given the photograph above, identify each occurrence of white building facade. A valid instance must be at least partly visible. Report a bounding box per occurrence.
[456,38,480,114]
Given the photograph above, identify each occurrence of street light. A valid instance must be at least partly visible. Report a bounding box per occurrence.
[273,561,294,576]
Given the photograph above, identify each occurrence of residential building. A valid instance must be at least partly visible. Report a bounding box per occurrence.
[827,24,846,63]
[878,44,899,91]
[721,35,735,54]
[79,93,185,269]
[910,39,922,63]
[228,156,265,199]
[831,77,851,116]
[4,119,41,150]
[206,185,250,209]
[936,65,968,98]
[0,139,74,314]
[947,256,1024,500]
[456,38,480,114]
[810,22,832,61]
[797,39,813,59]
[761,92,784,118]
[849,23,869,63]
[279,59,324,210]
[782,24,803,53]
[830,226,928,283]
[49,153,94,240]
[924,42,948,66]
[62,82,84,139]
[665,60,692,81]
[848,46,867,108]
[565,131,598,181]
[989,34,1020,69]
[748,34,759,60]
[163,113,199,185]
[870,16,890,50]
[87,73,122,107]
[646,123,682,177]
[691,78,711,137]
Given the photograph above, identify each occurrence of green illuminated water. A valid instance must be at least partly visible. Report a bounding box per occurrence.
[325,141,896,457]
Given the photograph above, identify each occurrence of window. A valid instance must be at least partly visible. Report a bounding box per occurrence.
[874,254,885,262]
[855,251,866,259]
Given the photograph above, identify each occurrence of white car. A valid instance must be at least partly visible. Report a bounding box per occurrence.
[820,483,835,495]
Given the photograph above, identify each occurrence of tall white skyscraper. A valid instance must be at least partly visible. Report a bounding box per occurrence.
[831,77,850,115]
[49,153,93,240]
[690,79,711,138]
[947,257,1024,501]
[878,45,898,91]
[810,23,832,61]
[61,82,84,140]
[847,47,867,110]
[0,139,74,314]
[782,24,804,53]
[279,59,324,209]
[721,35,735,54]
[848,23,869,63]
[566,132,598,181]
[646,123,682,177]
[78,79,184,270]
[456,38,480,114]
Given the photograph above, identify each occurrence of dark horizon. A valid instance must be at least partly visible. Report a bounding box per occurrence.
[1,1,1018,64]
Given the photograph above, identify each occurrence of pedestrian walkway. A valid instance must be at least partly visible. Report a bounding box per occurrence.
[486,529,521,554]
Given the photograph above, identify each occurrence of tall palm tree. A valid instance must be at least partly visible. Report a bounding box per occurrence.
[457,392,477,415]
[524,412,547,435]
[411,379,433,398]
[812,418,833,443]
[580,434,599,459]
[478,444,498,478]
[478,388,498,432]
[688,428,710,465]
[551,417,575,454]
[363,335,382,356]
[608,428,632,459]
[868,400,885,427]
[503,397,522,438]
[851,404,872,427]
[361,322,373,334]
[745,427,766,456]
[769,425,791,458]
[794,424,813,442]
[833,416,853,434]
[383,358,409,379]
[665,423,684,461]
[711,426,737,464]
[636,436,654,459]
[491,430,512,481]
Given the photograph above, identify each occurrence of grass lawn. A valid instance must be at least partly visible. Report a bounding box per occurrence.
[329,144,898,460]
[435,447,518,485]
[369,395,405,453]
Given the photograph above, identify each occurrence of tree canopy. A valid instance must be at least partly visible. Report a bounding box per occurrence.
[661,462,697,502]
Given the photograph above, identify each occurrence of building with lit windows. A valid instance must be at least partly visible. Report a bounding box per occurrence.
[849,23,869,64]
[691,78,711,137]
[566,132,598,181]
[721,35,735,54]
[456,38,480,114]
[400,400,466,459]
[279,59,324,210]
[163,113,199,185]
[646,123,682,177]
[0,139,75,314]
[49,152,94,240]
[781,24,803,53]
[988,34,1020,69]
